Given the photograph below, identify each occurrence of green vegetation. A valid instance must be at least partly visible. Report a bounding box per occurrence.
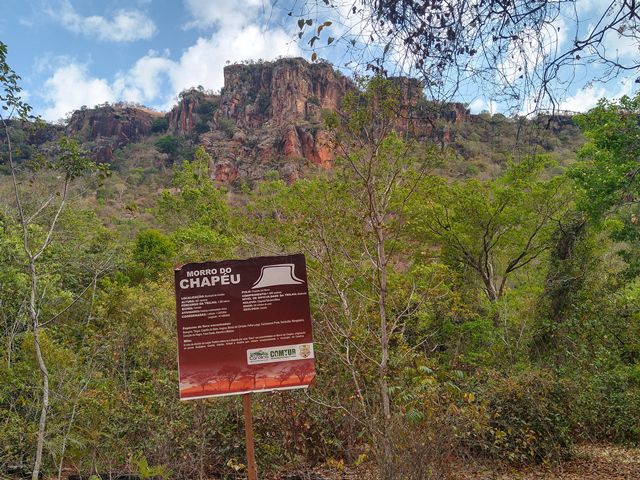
[151,117,169,133]
[154,135,181,157]
[1,44,639,479]
[217,117,236,137]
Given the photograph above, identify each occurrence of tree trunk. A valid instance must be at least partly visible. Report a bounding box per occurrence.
[376,221,392,478]
[31,262,49,480]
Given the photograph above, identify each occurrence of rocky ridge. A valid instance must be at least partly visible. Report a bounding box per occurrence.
[64,57,474,183]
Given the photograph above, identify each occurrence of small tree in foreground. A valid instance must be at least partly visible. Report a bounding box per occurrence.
[248,77,446,479]
[1,41,105,480]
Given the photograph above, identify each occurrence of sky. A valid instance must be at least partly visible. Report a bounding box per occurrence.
[1,0,638,122]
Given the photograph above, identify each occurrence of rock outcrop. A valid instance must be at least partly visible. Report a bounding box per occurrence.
[67,104,163,162]
[182,58,356,182]
[216,58,351,129]
[167,88,220,136]
[66,58,475,181]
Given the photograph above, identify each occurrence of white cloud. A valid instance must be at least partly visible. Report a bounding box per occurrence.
[42,64,115,121]
[602,28,640,60]
[469,98,497,114]
[167,25,298,96]
[40,22,300,120]
[558,85,607,112]
[52,0,156,42]
[559,78,635,112]
[114,53,175,104]
[183,0,263,29]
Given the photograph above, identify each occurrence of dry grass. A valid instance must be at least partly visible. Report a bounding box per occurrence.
[273,444,640,480]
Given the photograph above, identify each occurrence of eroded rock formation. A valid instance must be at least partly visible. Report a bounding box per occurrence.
[67,104,163,162]
[67,58,474,181]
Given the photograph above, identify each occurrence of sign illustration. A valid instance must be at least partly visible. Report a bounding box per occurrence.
[175,254,315,400]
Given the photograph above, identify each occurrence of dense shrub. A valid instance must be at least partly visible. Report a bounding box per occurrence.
[196,99,219,116]
[572,365,640,444]
[217,117,236,137]
[154,135,180,156]
[194,120,210,134]
[476,370,573,464]
[151,117,169,133]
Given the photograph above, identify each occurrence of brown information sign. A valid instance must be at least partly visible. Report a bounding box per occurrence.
[175,254,315,400]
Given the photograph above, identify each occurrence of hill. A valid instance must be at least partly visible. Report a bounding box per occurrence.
[5,57,582,188]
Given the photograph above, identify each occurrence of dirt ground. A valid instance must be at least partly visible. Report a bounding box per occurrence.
[456,444,640,480]
[288,443,640,480]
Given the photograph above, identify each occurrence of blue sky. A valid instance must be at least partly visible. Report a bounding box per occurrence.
[1,0,638,121]
[2,0,305,121]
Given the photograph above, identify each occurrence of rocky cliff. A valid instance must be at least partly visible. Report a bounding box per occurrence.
[67,104,163,162]
[215,58,350,128]
[68,58,475,182]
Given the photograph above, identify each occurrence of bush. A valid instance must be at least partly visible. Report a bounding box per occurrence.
[572,365,640,444]
[131,229,176,280]
[382,414,456,479]
[217,117,236,137]
[151,117,169,133]
[196,99,218,116]
[154,135,180,156]
[194,120,210,134]
[477,370,573,464]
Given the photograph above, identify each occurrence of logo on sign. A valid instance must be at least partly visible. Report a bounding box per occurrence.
[248,350,270,362]
[252,263,305,289]
[299,344,312,358]
[247,343,314,365]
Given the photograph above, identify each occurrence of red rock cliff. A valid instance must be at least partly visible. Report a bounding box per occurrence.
[216,58,351,129]
[67,104,163,162]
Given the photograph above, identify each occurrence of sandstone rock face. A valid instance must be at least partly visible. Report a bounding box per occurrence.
[194,58,352,181]
[67,104,163,162]
[62,58,474,182]
[68,105,161,143]
[167,89,220,136]
[217,58,351,129]
[168,96,197,135]
[212,160,238,183]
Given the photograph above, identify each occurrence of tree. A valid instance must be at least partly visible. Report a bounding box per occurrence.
[292,1,640,113]
[407,156,569,309]
[1,41,105,480]
[241,364,266,389]
[156,146,235,263]
[289,362,315,384]
[569,92,640,279]
[218,364,242,390]
[247,77,444,478]
[570,93,640,220]
[131,229,176,280]
[154,134,180,157]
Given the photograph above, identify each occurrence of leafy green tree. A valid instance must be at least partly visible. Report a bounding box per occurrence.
[151,117,169,133]
[132,229,176,280]
[570,94,640,280]
[248,77,445,478]
[156,146,234,262]
[154,135,180,157]
[571,93,640,220]
[1,42,106,479]
[408,156,569,307]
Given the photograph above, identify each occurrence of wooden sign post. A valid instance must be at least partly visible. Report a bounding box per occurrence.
[243,394,258,480]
